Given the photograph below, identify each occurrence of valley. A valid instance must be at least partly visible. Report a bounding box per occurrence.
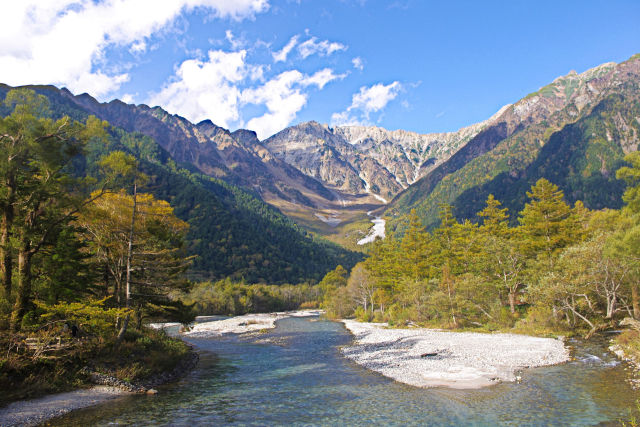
[9,55,635,249]
[1,4,639,422]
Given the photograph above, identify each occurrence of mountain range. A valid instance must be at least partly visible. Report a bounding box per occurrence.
[1,53,638,281]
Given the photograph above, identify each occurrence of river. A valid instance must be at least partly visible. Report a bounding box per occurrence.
[52,316,638,426]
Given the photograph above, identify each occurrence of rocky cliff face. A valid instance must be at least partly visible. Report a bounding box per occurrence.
[14,54,637,235]
[59,91,338,210]
[262,111,507,204]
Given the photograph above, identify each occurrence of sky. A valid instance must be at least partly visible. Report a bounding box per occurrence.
[1,1,639,139]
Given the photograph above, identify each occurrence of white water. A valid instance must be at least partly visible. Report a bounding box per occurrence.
[357,216,386,245]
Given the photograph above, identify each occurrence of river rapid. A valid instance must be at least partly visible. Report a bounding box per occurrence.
[52,316,638,426]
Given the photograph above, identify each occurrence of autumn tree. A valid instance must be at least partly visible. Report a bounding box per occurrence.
[78,190,192,327]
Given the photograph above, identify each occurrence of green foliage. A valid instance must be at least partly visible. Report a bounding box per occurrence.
[180,278,320,315]
[617,151,640,213]
[389,89,638,231]
[332,175,640,337]
[35,298,127,336]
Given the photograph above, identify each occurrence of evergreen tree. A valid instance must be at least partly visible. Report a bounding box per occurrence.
[0,89,108,329]
[518,178,578,273]
[477,195,524,313]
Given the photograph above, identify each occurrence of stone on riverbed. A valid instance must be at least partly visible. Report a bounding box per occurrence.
[341,320,569,389]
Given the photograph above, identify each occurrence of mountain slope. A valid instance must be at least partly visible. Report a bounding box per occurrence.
[262,112,506,206]
[387,55,640,228]
[0,84,361,283]
[57,90,339,212]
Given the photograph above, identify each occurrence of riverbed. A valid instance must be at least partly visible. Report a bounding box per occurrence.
[357,216,386,245]
[50,316,638,426]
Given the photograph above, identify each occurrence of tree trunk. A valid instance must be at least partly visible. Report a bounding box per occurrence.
[125,179,137,308]
[116,313,130,343]
[632,284,640,319]
[508,291,516,314]
[1,176,15,298]
[10,246,33,331]
[103,263,110,297]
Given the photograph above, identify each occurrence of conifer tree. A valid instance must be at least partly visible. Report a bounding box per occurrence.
[518,178,578,272]
[477,195,524,313]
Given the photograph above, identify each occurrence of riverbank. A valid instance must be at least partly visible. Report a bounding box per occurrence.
[178,310,323,338]
[0,346,199,427]
[0,386,125,427]
[341,320,570,389]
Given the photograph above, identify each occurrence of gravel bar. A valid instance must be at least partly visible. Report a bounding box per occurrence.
[341,320,569,389]
[179,310,323,338]
[0,386,126,427]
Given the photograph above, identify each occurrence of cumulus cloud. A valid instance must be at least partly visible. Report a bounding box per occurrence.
[150,50,343,139]
[298,37,347,59]
[149,50,257,128]
[241,68,344,138]
[0,0,270,97]
[331,81,402,126]
[272,35,299,63]
[242,71,308,139]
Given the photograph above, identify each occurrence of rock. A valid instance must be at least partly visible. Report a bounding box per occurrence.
[146,389,158,395]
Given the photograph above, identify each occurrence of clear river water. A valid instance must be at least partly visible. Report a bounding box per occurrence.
[51,316,638,426]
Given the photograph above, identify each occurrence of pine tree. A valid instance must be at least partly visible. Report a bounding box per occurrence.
[477,195,524,313]
[518,178,578,271]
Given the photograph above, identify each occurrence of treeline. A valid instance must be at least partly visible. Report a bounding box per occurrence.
[180,278,320,315]
[0,84,361,285]
[0,89,193,333]
[322,152,640,337]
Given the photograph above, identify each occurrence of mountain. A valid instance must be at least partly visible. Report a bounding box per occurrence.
[3,54,638,253]
[262,111,506,205]
[0,84,361,284]
[387,54,640,228]
[59,91,338,212]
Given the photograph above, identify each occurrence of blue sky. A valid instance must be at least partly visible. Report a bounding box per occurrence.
[1,1,639,139]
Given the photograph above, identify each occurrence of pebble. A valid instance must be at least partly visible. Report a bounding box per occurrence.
[340,320,569,389]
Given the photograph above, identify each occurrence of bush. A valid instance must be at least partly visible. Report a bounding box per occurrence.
[354,306,373,322]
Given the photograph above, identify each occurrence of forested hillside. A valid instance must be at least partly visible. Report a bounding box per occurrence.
[0,84,360,284]
[388,55,640,229]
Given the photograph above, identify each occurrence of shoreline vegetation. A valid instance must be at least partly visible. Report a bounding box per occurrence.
[0,307,635,425]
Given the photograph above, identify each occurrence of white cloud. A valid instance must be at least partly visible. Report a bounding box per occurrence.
[0,0,270,97]
[121,93,137,104]
[225,30,250,50]
[130,40,147,54]
[150,48,342,139]
[149,50,256,128]
[242,71,308,139]
[241,68,343,138]
[331,81,402,126]
[352,57,364,71]
[272,35,299,63]
[302,68,347,89]
[298,37,347,59]
[351,81,401,114]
